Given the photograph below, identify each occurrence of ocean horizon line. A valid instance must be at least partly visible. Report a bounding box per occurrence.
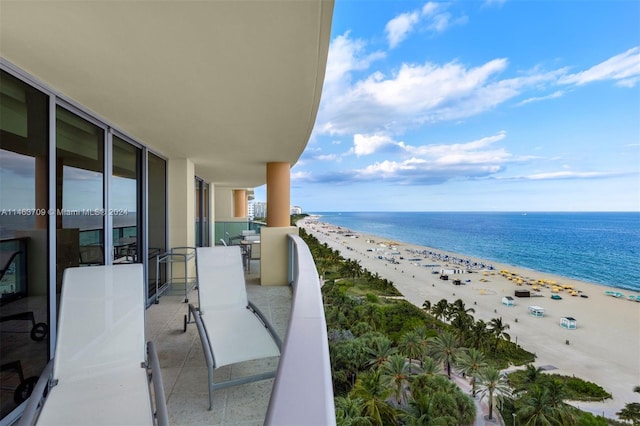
[309,210,640,214]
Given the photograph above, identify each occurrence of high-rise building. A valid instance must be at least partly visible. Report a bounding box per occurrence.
[252,202,267,219]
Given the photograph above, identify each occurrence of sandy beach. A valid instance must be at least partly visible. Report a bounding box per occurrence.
[299,217,640,420]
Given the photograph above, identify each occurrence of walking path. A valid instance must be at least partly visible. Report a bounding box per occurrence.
[450,372,505,426]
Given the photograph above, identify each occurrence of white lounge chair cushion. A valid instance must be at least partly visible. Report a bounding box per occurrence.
[201,308,280,367]
[37,264,151,425]
[196,246,248,311]
[54,265,146,381]
[36,366,153,425]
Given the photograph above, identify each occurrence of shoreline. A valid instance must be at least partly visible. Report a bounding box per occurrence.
[309,212,640,294]
[299,217,640,420]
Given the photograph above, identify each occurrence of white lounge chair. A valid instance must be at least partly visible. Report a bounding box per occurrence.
[186,246,281,410]
[18,264,168,426]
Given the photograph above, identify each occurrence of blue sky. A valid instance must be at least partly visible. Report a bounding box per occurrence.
[257,0,640,212]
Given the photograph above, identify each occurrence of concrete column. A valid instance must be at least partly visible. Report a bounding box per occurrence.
[266,162,290,227]
[168,158,195,248]
[233,189,247,218]
[168,158,195,279]
[261,162,294,286]
[214,187,234,219]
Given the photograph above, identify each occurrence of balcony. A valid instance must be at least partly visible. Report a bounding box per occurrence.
[146,234,335,425]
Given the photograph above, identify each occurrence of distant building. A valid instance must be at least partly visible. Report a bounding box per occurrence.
[252,201,267,219]
[249,202,302,218]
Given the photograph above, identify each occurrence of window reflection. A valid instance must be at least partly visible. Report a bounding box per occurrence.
[112,137,141,264]
[0,70,49,418]
[56,106,104,291]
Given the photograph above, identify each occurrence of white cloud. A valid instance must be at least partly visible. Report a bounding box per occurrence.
[483,0,507,7]
[385,11,421,49]
[359,158,427,177]
[522,171,618,180]
[318,38,640,141]
[352,133,399,156]
[324,32,385,88]
[318,26,580,138]
[518,90,564,106]
[427,11,452,33]
[616,76,640,88]
[318,57,529,136]
[384,2,459,49]
[316,154,339,161]
[291,171,312,181]
[559,47,640,87]
[344,131,514,183]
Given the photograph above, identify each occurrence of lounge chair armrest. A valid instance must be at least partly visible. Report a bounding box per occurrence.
[189,303,217,410]
[16,360,54,426]
[189,304,215,369]
[247,301,282,350]
[147,341,169,426]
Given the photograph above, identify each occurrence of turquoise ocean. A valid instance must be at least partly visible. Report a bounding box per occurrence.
[312,212,640,293]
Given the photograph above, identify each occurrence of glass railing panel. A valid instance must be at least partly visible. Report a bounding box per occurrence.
[214,221,251,245]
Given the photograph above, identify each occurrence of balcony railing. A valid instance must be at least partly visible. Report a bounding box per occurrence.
[214,220,266,245]
[264,234,336,425]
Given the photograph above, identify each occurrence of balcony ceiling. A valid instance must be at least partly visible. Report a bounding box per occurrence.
[0,0,333,188]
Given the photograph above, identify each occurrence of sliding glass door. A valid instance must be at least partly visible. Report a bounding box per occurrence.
[55,106,105,294]
[1,64,171,420]
[147,153,166,302]
[195,177,210,247]
[0,70,50,418]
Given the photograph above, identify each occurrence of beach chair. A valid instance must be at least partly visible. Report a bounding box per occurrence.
[185,246,281,410]
[18,264,168,426]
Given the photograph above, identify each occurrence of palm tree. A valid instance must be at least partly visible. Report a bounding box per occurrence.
[421,300,431,311]
[477,367,511,421]
[546,380,575,424]
[334,396,373,426]
[350,370,398,426]
[430,299,450,323]
[455,348,488,397]
[427,331,460,379]
[413,325,431,360]
[488,317,511,355]
[409,374,476,424]
[450,310,475,345]
[404,393,458,425]
[516,384,574,426]
[398,330,425,373]
[468,319,492,352]
[365,336,397,370]
[617,403,640,426]
[340,259,363,279]
[515,364,546,394]
[419,355,441,376]
[360,303,384,331]
[382,354,411,405]
[450,299,475,316]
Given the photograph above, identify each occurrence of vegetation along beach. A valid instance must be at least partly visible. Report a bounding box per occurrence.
[297,213,640,424]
